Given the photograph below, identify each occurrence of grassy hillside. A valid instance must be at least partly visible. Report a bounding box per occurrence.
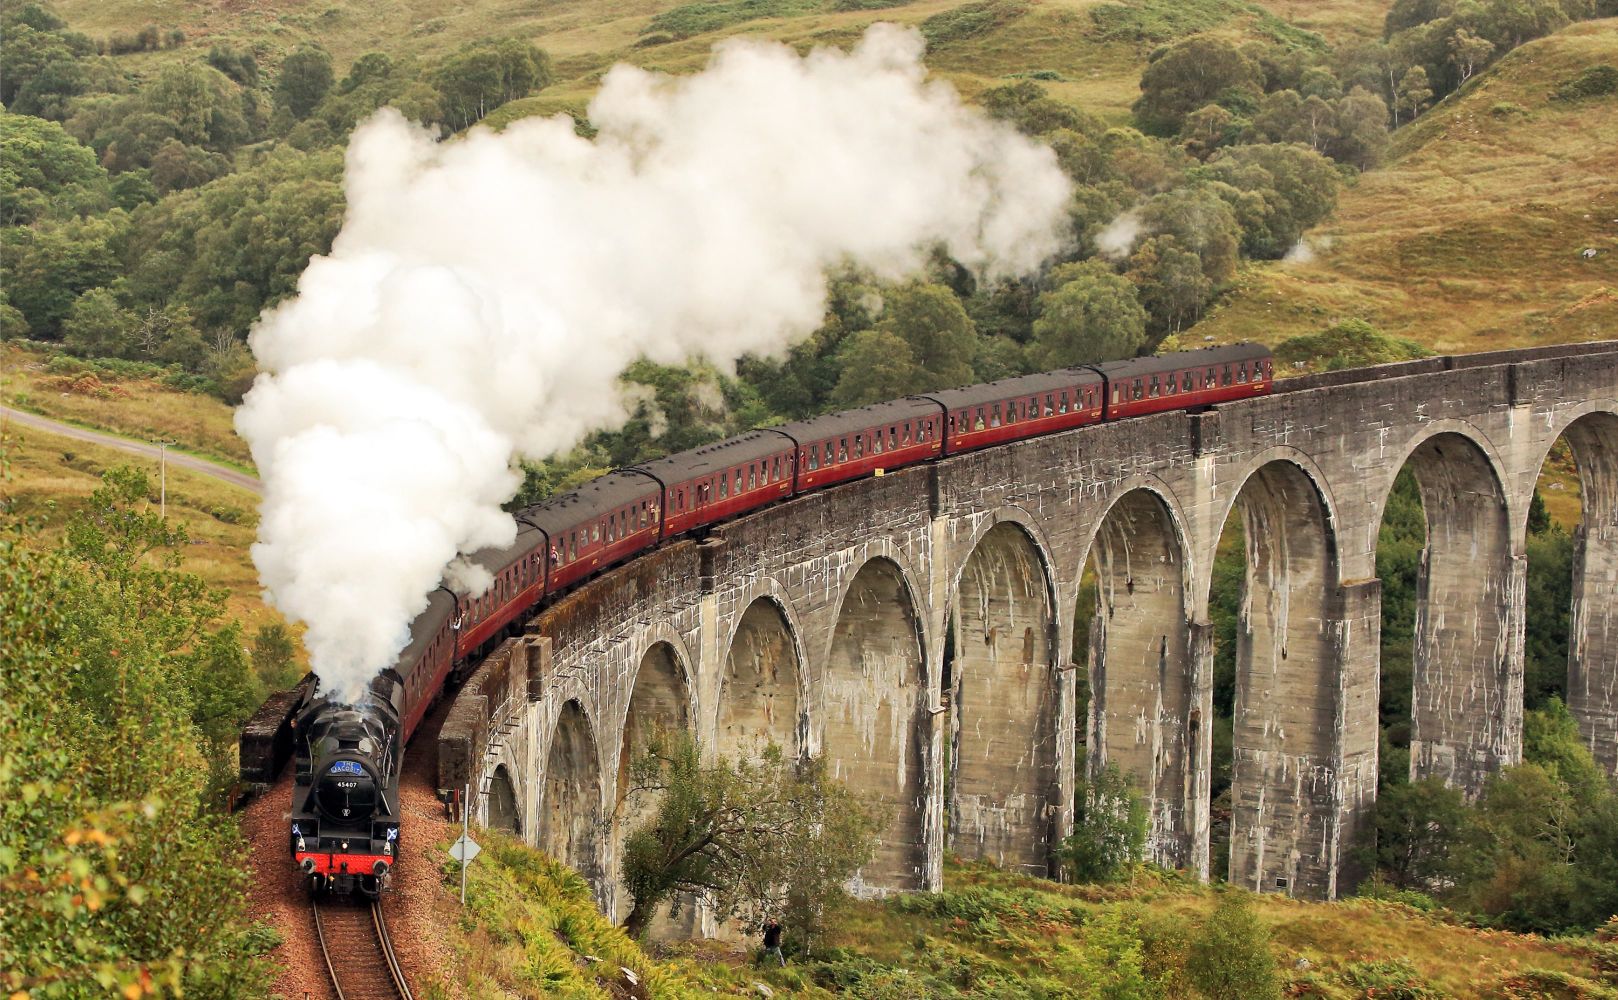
[52,0,1322,125]
[1191,19,1618,354]
[2,344,254,469]
[1,419,281,630]
[440,833,1618,999]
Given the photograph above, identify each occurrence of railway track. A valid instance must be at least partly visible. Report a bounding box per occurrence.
[312,896,414,1000]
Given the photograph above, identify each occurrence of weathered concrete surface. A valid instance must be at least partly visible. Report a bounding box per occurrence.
[433,341,1617,913]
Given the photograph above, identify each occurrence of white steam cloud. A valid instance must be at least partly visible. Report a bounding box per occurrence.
[1095,210,1142,260]
[237,24,1072,703]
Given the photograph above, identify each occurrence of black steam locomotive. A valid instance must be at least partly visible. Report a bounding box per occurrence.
[288,669,406,896]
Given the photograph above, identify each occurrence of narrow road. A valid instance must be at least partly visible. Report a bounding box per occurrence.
[1,404,262,495]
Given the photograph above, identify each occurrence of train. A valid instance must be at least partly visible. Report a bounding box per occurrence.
[287,342,1273,895]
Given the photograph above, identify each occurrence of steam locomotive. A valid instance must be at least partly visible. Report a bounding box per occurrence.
[287,343,1273,895]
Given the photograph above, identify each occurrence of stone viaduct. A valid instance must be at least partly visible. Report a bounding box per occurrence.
[438,341,1617,917]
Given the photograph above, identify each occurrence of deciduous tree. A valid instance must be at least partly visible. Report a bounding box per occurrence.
[433,38,552,131]
[1133,36,1263,135]
[620,733,882,943]
[1030,260,1147,367]
[276,45,335,120]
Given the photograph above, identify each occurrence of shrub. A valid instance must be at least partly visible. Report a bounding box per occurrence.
[1185,893,1280,1000]
[1340,958,1445,999]
[920,0,1029,46]
[1551,65,1618,102]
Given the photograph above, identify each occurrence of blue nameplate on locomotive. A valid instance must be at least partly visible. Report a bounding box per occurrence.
[328,760,364,775]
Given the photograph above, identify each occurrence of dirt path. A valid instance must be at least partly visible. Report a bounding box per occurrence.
[0,404,262,495]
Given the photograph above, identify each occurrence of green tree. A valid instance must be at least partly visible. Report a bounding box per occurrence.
[1129,235,1212,334]
[433,38,552,131]
[0,110,109,225]
[1396,65,1435,119]
[1449,28,1495,83]
[1328,86,1392,170]
[0,473,273,997]
[0,21,86,109]
[875,282,978,391]
[1058,760,1148,884]
[1031,260,1147,367]
[121,147,343,335]
[62,286,135,358]
[1357,777,1470,889]
[1523,526,1572,708]
[148,138,230,194]
[143,62,250,151]
[619,732,882,943]
[1136,184,1241,286]
[1185,893,1281,1000]
[831,329,926,407]
[1199,143,1341,259]
[0,210,127,337]
[1133,35,1263,135]
[251,621,303,691]
[276,45,335,119]
[1178,104,1238,160]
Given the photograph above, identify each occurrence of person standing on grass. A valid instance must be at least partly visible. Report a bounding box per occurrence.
[760,917,785,967]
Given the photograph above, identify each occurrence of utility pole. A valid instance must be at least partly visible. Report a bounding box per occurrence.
[461,782,470,905]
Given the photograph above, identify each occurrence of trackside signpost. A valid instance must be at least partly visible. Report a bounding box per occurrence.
[449,782,480,904]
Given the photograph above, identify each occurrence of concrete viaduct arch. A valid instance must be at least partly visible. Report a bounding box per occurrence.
[439,341,1618,915]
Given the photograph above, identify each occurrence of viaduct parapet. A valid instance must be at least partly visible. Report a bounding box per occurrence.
[440,342,1618,913]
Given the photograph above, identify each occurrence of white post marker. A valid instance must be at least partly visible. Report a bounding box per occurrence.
[157,440,167,519]
[450,782,480,905]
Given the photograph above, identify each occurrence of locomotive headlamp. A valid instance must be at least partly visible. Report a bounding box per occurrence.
[296,835,307,852]
[383,841,393,857]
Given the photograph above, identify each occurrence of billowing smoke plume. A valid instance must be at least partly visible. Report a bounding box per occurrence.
[237,24,1072,703]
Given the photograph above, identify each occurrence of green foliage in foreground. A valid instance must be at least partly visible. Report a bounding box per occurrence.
[451,844,1618,1000]
[0,467,273,998]
[620,733,883,943]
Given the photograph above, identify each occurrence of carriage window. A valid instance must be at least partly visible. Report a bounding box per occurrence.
[835,439,846,463]
[1207,367,1217,385]
[1238,363,1248,382]
[872,432,883,455]
[1004,402,1014,424]
[990,404,1002,428]
[1183,372,1194,392]
[889,427,898,450]
[1133,379,1144,401]
[807,448,818,471]
[719,474,728,499]
[1112,384,1122,405]
[1222,365,1233,386]
[607,518,616,542]
[903,422,913,444]
[854,435,864,458]
[591,524,600,542]
[748,466,756,490]
[1149,376,1160,398]
[1166,374,1177,394]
